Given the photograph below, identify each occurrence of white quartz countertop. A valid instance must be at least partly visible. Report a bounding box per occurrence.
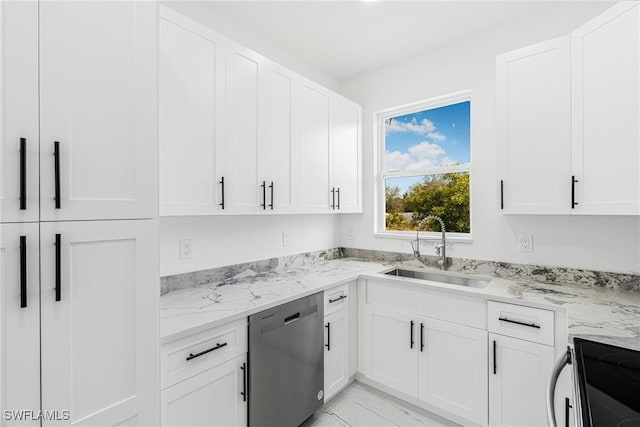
[160,258,640,351]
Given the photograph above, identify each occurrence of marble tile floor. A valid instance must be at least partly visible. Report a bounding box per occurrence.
[301,382,459,427]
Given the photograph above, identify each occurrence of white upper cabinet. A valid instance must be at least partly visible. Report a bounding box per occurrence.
[0,1,39,223]
[496,36,572,215]
[331,96,362,213]
[39,1,157,221]
[296,79,332,213]
[571,2,639,215]
[265,61,296,213]
[224,40,266,214]
[159,7,226,216]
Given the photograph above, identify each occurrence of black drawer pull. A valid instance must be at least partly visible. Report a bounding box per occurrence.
[186,342,228,361]
[500,180,504,210]
[55,233,61,301]
[420,323,424,352]
[219,177,225,209]
[336,188,340,210]
[268,181,274,210]
[330,187,335,209]
[329,295,347,304]
[493,340,497,374]
[54,141,61,209]
[410,320,415,349]
[20,138,27,210]
[240,363,247,402]
[325,322,331,351]
[20,236,27,308]
[261,181,266,210]
[571,176,579,209]
[498,317,540,329]
[565,397,572,427]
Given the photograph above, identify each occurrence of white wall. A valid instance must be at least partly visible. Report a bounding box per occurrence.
[160,215,339,276]
[161,1,339,92]
[338,3,640,275]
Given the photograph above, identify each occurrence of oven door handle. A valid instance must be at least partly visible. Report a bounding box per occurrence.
[547,347,572,427]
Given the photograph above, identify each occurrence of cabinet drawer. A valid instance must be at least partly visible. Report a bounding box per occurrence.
[324,283,349,315]
[161,318,248,389]
[363,280,485,328]
[488,301,554,346]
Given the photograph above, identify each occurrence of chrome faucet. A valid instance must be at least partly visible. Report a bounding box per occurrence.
[410,215,447,270]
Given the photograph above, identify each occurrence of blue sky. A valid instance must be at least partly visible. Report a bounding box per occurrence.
[385,101,470,193]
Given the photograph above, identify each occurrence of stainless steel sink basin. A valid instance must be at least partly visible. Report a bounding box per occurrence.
[384,268,490,289]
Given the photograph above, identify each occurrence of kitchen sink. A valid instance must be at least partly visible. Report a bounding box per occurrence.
[384,268,490,289]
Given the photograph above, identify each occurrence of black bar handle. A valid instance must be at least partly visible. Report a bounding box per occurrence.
[186,342,228,361]
[330,187,335,209]
[420,323,424,352]
[571,176,578,209]
[55,233,61,301]
[410,320,415,349]
[493,340,497,374]
[325,322,331,351]
[500,180,504,210]
[498,317,541,329]
[54,141,61,209]
[329,295,347,304]
[20,236,27,308]
[20,138,27,210]
[284,312,300,324]
[565,397,572,427]
[336,188,340,210]
[269,181,274,210]
[240,363,247,402]
[219,177,225,209]
[261,181,266,210]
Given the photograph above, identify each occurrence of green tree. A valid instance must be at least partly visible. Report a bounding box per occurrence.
[385,211,411,230]
[385,185,405,213]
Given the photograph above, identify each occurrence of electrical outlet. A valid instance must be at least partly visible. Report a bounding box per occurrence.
[179,239,192,260]
[518,234,533,253]
[346,226,355,241]
[282,232,289,247]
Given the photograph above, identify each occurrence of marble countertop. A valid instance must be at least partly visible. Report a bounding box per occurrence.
[160,258,640,351]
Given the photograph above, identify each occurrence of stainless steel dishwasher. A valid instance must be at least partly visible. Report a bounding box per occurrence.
[248,292,324,427]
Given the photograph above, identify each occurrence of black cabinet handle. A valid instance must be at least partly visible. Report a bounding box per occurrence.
[330,187,335,209]
[54,141,61,209]
[219,177,225,209]
[20,236,27,308]
[498,317,540,329]
[269,181,274,210]
[571,176,579,209]
[500,180,504,210]
[20,138,27,210]
[336,188,340,210]
[493,340,497,374]
[565,397,572,427]
[240,362,247,402]
[420,323,424,352]
[186,342,228,361]
[55,233,61,301]
[261,181,266,210]
[329,295,347,304]
[325,322,331,351]
[410,320,415,349]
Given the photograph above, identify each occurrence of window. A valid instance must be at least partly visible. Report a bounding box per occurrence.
[377,92,471,237]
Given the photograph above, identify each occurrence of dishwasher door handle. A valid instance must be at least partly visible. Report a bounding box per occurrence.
[284,312,300,324]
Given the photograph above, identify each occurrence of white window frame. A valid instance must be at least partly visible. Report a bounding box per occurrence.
[374,90,473,241]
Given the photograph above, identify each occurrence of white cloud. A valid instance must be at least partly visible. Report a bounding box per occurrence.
[408,141,445,160]
[385,141,447,171]
[427,131,446,142]
[386,117,435,135]
[385,150,414,171]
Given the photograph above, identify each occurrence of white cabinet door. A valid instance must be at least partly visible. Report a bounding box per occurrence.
[361,305,418,397]
[39,1,157,221]
[0,1,39,223]
[571,2,640,215]
[496,36,571,214]
[331,96,362,213]
[159,7,226,216]
[40,220,159,426]
[296,80,331,213]
[489,333,555,427]
[418,317,488,425]
[324,309,349,401]
[225,40,265,214]
[0,223,40,426]
[161,355,247,427]
[265,61,296,213]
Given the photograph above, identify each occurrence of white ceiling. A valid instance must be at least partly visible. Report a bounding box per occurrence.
[193,1,601,81]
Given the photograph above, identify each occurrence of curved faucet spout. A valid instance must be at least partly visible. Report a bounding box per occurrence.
[413,215,447,270]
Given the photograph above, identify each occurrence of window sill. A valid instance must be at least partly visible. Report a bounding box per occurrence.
[374,230,473,244]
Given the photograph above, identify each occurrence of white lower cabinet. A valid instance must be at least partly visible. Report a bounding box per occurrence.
[418,318,488,424]
[324,303,349,401]
[489,333,555,427]
[161,354,247,427]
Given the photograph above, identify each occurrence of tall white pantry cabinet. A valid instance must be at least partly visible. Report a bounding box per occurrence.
[1,2,160,426]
